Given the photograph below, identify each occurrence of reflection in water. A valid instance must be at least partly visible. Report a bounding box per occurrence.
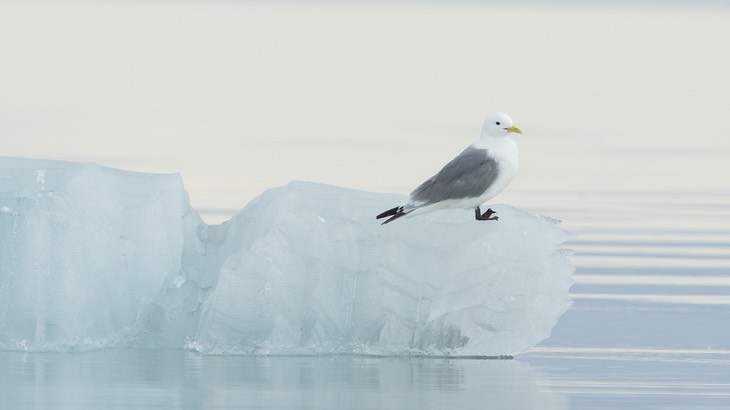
[573,293,730,305]
[528,347,730,408]
[521,190,730,408]
[0,351,567,410]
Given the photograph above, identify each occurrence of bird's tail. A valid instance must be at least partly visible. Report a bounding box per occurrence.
[376,206,412,225]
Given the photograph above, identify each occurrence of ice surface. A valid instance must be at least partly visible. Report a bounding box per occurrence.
[0,157,573,355]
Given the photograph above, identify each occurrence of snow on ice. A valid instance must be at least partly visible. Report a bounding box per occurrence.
[0,157,573,356]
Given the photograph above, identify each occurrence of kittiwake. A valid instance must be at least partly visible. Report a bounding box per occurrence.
[377,112,522,225]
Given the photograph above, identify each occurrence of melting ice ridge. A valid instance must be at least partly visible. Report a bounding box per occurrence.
[0,158,573,356]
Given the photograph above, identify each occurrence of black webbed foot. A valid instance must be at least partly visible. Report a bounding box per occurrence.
[475,206,498,221]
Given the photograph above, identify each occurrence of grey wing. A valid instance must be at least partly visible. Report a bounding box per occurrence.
[409,147,500,206]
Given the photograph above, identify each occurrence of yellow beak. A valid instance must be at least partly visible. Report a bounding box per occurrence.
[506,126,522,134]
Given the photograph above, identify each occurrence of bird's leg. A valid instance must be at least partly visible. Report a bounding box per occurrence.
[475,206,498,221]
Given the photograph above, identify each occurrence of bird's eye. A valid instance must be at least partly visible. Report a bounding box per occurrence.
[496,122,501,125]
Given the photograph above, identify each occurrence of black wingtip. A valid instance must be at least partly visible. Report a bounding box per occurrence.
[377,206,411,224]
[381,212,408,225]
[376,206,401,220]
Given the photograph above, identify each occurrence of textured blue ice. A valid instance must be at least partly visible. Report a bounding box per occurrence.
[0,157,573,356]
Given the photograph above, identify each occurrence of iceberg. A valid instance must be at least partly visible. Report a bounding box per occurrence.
[0,157,202,350]
[0,157,573,356]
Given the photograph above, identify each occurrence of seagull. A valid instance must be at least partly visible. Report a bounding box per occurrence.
[377,112,522,225]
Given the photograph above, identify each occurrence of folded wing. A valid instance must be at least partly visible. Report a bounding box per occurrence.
[409,147,500,207]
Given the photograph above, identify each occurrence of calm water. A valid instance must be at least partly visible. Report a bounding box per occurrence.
[1,352,565,409]
[2,1,730,409]
[523,190,730,409]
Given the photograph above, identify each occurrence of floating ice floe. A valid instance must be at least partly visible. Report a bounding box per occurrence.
[0,157,573,356]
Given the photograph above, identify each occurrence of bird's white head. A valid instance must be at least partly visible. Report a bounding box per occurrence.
[481,112,522,138]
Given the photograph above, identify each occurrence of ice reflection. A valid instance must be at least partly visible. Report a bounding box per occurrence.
[0,350,567,410]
